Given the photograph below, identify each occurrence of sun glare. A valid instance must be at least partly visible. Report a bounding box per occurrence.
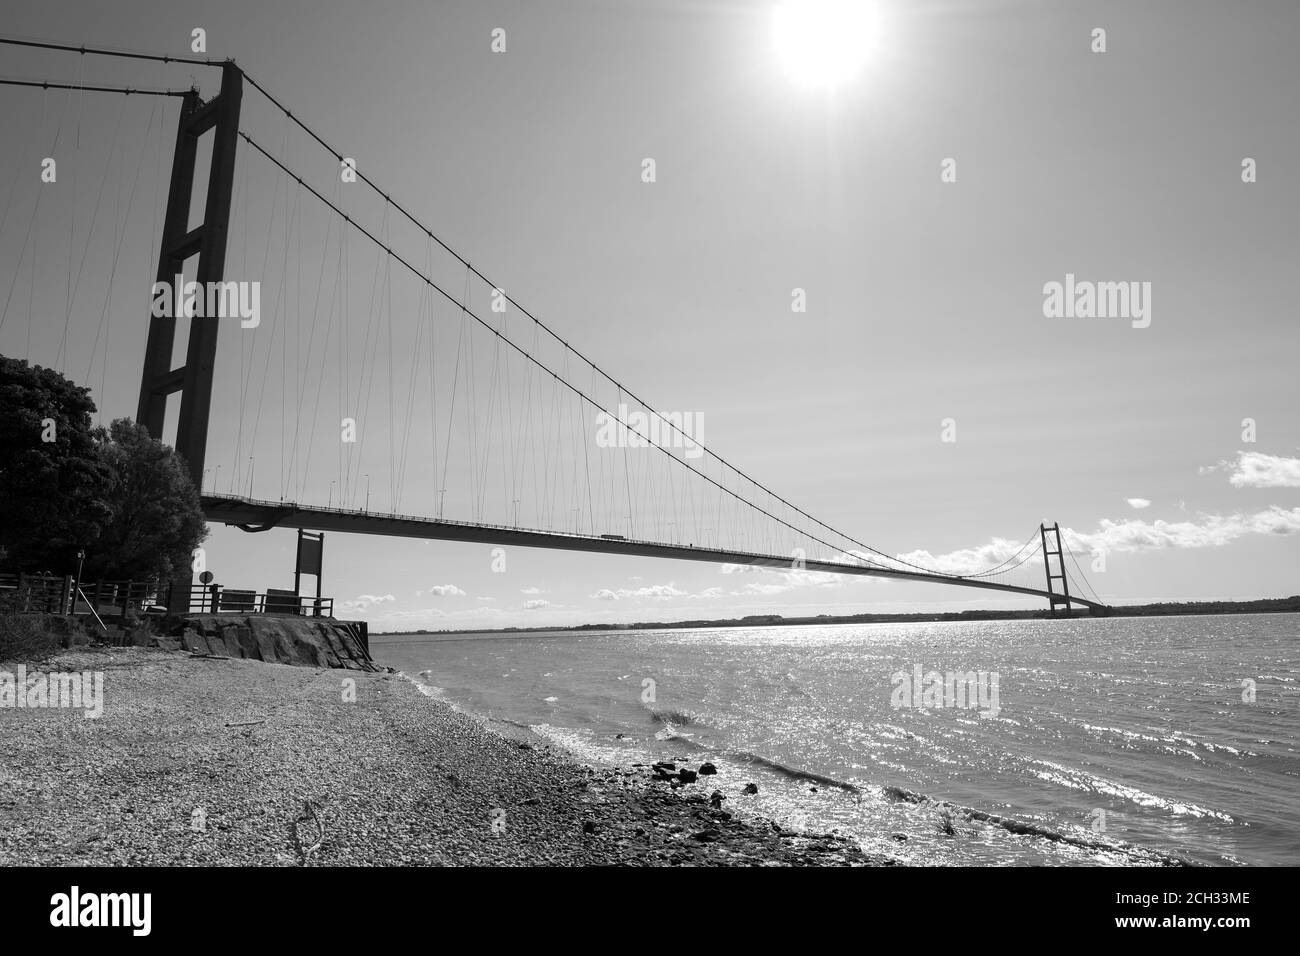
[772,0,879,90]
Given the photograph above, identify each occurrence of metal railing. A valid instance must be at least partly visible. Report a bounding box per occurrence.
[187,584,333,617]
[0,573,333,618]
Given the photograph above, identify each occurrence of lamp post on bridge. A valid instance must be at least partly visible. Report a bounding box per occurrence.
[364,474,371,513]
[328,480,336,509]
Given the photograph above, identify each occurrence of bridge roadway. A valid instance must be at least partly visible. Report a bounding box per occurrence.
[201,493,1109,613]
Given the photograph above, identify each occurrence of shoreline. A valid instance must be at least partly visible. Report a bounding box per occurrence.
[0,647,892,866]
[370,602,1300,639]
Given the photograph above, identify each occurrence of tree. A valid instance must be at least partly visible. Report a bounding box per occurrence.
[0,355,209,583]
[0,356,114,572]
[83,419,208,583]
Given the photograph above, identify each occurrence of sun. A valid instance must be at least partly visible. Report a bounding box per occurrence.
[772,0,880,90]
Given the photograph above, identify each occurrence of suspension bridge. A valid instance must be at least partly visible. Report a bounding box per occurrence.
[0,38,1108,615]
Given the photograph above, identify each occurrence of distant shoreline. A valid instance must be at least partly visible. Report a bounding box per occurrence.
[374,596,1300,638]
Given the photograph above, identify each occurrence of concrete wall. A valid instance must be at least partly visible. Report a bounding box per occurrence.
[177,614,377,671]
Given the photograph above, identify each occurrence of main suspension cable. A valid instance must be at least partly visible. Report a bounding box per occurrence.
[0,35,220,68]
[233,66,992,578]
[238,128,906,570]
[0,33,1027,580]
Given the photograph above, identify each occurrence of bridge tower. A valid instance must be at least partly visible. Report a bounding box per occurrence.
[1039,522,1072,616]
[136,61,243,490]
[135,62,243,612]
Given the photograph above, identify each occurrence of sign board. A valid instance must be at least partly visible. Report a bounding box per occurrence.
[294,530,324,601]
[297,534,323,576]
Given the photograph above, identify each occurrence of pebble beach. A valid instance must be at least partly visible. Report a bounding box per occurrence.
[0,647,892,866]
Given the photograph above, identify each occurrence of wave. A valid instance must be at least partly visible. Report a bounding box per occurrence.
[730,751,861,793]
[1028,758,1234,822]
[491,715,536,732]
[402,671,445,700]
[880,785,1191,865]
[647,709,695,726]
[654,725,693,742]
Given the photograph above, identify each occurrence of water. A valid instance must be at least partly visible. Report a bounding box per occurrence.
[372,614,1299,866]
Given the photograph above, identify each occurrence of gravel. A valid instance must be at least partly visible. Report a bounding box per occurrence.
[0,648,896,867]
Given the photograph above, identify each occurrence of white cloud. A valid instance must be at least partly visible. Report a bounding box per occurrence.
[596,580,772,601]
[1065,507,1300,554]
[364,606,446,621]
[589,583,687,601]
[720,551,884,579]
[520,586,549,595]
[424,584,466,597]
[716,558,878,595]
[894,508,1300,574]
[523,599,551,610]
[1126,498,1151,509]
[636,583,687,599]
[341,593,396,612]
[787,568,845,588]
[894,537,1031,576]
[738,581,792,596]
[1205,451,1300,489]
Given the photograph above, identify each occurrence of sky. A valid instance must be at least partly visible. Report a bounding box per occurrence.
[0,0,1297,631]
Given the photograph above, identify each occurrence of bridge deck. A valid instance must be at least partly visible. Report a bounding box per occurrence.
[201,494,1107,613]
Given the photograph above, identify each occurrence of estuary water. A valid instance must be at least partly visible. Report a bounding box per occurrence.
[372,614,1299,866]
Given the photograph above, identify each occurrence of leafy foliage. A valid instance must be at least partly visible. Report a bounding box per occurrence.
[0,356,114,572]
[85,419,208,582]
[0,356,207,582]
[0,614,63,662]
